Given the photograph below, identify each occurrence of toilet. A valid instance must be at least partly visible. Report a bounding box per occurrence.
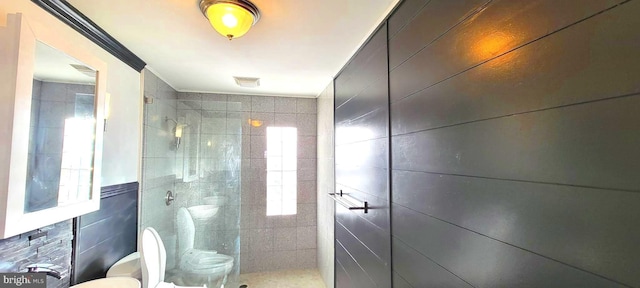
[108,228,205,288]
[173,207,234,288]
[106,252,142,280]
[140,227,205,288]
[108,208,234,288]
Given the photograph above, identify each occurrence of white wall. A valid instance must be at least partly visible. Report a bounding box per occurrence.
[0,0,142,186]
[317,81,335,288]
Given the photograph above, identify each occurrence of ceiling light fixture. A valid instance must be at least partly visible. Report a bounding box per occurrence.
[199,0,261,40]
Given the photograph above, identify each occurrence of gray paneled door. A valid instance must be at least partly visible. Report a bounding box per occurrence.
[333,24,391,288]
[331,0,640,287]
[387,0,640,287]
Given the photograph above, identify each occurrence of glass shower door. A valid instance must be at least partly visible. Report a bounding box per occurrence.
[165,98,243,288]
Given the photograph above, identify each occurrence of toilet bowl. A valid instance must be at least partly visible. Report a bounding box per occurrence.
[175,207,233,287]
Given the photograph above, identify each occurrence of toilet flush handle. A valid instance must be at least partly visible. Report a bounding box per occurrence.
[165,190,175,206]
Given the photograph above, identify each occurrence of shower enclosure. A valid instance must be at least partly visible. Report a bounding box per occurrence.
[140,70,319,287]
[140,75,243,288]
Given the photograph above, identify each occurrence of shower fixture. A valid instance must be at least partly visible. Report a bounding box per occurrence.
[166,117,187,150]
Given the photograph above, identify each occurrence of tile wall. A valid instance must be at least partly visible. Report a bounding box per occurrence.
[0,221,72,288]
[316,82,335,288]
[141,69,318,275]
[175,93,318,273]
[26,81,95,213]
[139,70,179,267]
[237,94,318,273]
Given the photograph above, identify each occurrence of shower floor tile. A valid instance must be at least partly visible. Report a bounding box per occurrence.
[238,269,326,288]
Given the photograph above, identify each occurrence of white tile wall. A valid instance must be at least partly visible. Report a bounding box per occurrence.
[317,82,335,288]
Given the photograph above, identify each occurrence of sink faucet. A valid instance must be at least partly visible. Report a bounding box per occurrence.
[26,264,63,279]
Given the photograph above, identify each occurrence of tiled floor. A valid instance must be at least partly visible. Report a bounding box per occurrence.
[238,269,326,288]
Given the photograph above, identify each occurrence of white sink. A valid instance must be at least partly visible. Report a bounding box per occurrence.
[71,277,140,288]
[202,195,226,206]
[187,205,220,221]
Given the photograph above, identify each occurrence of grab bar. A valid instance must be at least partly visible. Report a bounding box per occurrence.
[329,190,369,213]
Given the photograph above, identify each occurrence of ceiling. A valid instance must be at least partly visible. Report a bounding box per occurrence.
[35,41,96,85]
[67,0,399,98]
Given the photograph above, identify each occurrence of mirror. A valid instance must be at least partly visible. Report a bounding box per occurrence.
[25,41,97,213]
[0,13,106,238]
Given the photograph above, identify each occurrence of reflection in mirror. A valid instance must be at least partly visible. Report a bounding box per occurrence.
[25,41,97,213]
[181,111,200,182]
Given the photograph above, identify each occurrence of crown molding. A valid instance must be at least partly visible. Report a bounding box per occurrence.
[31,0,146,72]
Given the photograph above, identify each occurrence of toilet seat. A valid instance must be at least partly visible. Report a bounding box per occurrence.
[107,252,142,280]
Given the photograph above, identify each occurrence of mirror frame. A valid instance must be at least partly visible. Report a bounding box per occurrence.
[0,13,106,239]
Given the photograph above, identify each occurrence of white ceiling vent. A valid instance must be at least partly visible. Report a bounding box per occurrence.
[233,76,260,88]
[70,64,96,78]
